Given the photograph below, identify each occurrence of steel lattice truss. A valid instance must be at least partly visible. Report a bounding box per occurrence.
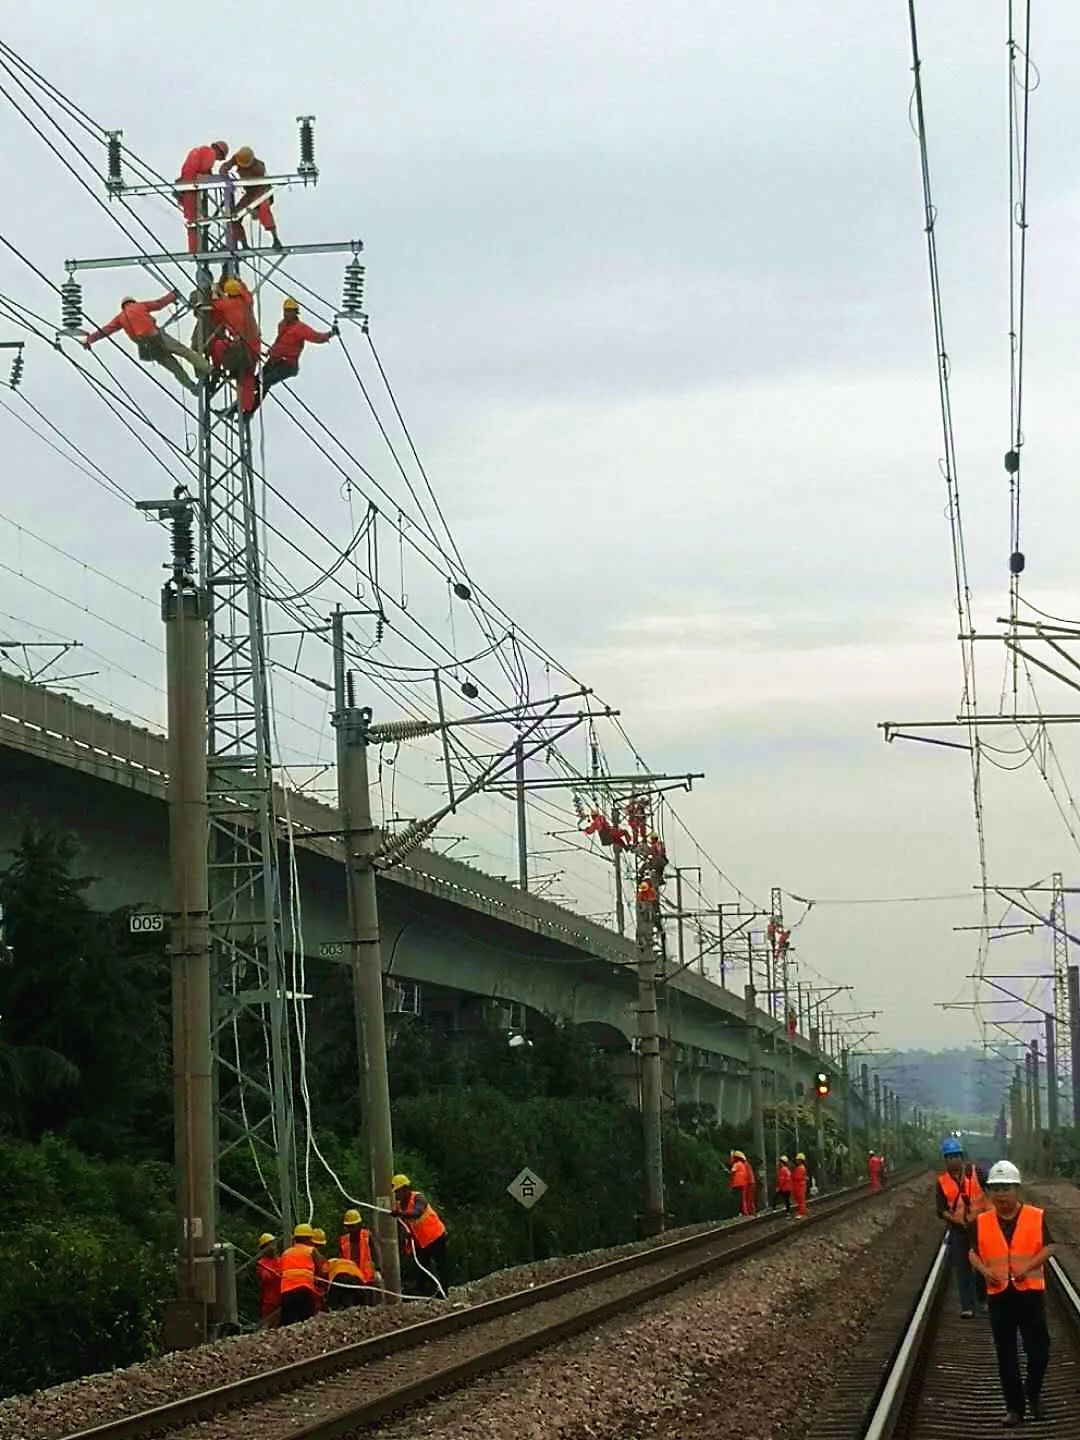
[196,182,298,1232]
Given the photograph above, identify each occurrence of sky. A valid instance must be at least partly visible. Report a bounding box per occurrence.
[2,2,1080,1063]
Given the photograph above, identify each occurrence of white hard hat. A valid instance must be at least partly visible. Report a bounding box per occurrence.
[986,1159,1022,1187]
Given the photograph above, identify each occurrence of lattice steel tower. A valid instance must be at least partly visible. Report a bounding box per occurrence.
[65,128,363,1285]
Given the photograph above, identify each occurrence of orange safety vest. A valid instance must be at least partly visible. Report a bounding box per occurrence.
[939,1166,985,1224]
[401,1193,446,1249]
[776,1164,792,1194]
[332,1229,376,1283]
[730,1159,749,1190]
[278,1243,318,1295]
[975,1205,1047,1295]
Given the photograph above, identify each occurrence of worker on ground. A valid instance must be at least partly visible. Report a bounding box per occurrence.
[255,1233,281,1327]
[310,1228,331,1311]
[326,1208,379,1308]
[775,1154,793,1215]
[729,1150,753,1217]
[278,1223,320,1326]
[936,1135,986,1319]
[220,146,282,250]
[868,1150,885,1193]
[205,277,260,415]
[392,1173,448,1297]
[83,292,209,394]
[253,298,336,410]
[968,1160,1054,1427]
[175,140,228,253]
[791,1152,808,1219]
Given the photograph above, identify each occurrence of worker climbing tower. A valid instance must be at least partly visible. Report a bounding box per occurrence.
[63,129,362,1332]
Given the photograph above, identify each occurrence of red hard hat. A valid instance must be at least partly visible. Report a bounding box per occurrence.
[212,140,229,157]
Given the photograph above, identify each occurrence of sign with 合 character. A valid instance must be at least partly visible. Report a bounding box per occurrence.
[507,1167,547,1210]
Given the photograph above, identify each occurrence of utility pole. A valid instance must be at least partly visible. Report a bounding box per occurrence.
[1070,965,1080,1125]
[1051,873,1070,1124]
[1044,1012,1058,1138]
[612,804,626,937]
[873,1073,882,1149]
[1030,1039,1042,1173]
[635,810,666,1236]
[140,491,217,1341]
[745,983,767,1208]
[331,609,402,1300]
[65,125,362,1238]
[514,740,528,891]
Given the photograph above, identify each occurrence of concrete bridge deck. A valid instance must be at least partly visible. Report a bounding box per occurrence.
[0,671,861,1124]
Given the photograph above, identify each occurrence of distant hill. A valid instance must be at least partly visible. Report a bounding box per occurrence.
[871,1045,1014,1128]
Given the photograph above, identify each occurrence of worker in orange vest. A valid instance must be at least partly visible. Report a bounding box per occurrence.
[326,1208,379,1308]
[937,1135,987,1318]
[791,1152,808,1219]
[729,1150,754,1216]
[868,1150,885,1193]
[968,1160,1053,1426]
[255,1232,281,1327]
[278,1223,320,1325]
[220,145,282,251]
[392,1173,448,1296]
[175,141,229,253]
[775,1155,793,1215]
[82,291,209,393]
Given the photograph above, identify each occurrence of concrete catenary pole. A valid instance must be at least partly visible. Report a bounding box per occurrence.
[745,983,767,1209]
[152,491,216,1331]
[637,878,665,1234]
[331,609,402,1299]
[873,1073,882,1150]
[1070,965,1080,1126]
[514,740,528,892]
[1044,1012,1058,1143]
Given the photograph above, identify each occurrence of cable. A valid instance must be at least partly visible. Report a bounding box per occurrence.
[906,0,992,1034]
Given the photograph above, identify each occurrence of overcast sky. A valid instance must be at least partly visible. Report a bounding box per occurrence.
[3,2,1080,1063]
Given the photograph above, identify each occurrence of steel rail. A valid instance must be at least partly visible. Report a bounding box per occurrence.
[61,1176,919,1440]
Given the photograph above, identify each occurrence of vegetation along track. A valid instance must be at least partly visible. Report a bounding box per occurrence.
[810,1234,1080,1438]
[61,1176,919,1440]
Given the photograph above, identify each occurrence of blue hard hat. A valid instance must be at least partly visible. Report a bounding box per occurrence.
[941,1136,963,1157]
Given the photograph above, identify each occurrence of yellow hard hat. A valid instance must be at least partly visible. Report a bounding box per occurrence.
[283,297,301,312]
[343,1209,361,1226]
[293,1222,315,1240]
[312,1228,327,1246]
[731,1150,746,1160]
[222,278,245,297]
[391,1173,411,1190]
[779,1156,789,1164]
[234,145,255,166]
[795,1152,806,1161]
[257,1232,275,1247]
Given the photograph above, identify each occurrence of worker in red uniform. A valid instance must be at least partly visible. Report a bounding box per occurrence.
[220,146,282,250]
[791,1152,808,1219]
[775,1154,793,1215]
[326,1208,379,1308]
[255,1232,281,1327]
[253,298,335,410]
[83,291,209,393]
[392,1173,448,1297]
[729,1150,754,1216]
[205,277,261,415]
[278,1223,320,1325]
[868,1150,885,1193]
[176,141,229,254]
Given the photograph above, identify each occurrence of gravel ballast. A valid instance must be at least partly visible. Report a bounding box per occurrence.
[0,1212,744,1440]
[359,1177,933,1440]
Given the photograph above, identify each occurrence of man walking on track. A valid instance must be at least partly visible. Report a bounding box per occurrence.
[969,1160,1054,1427]
[791,1152,808,1218]
[936,1134,986,1318]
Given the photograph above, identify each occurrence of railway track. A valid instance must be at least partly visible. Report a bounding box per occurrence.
[812,1234,1080,1438]
[61,1176,915,1440]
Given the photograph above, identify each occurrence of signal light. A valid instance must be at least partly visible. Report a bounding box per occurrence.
[814,1071,831,1099]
